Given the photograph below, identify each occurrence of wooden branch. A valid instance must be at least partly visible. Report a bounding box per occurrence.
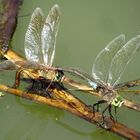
[0,1,140,139]
[1,0,140,114]
[62,76,140,112]
[0,84,140,139]
[2,49,140,113]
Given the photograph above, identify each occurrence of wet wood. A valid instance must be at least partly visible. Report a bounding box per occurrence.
[0,84,140,139]
[3,49,140,113]
[0,0,140,139]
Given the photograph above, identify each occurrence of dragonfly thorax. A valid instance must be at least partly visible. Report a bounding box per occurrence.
[97,86,124,107]
[39,69,56,80]
[38,69,64,82]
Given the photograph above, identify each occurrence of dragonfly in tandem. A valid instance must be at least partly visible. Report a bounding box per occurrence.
[11,6,140,116]
[54,34,140,114]
[0,4,140,112]
[88,34,140,109]
[0,4,65,91]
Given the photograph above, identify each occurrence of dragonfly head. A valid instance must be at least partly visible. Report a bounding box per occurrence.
[54,70,64,82]
[111,95,124,107]
[0,92,4,97]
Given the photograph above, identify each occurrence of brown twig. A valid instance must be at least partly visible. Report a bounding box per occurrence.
[0,84,140,139]
[0,1,140,139]
[63,76,140,112]
[1,0,140,114]
[2,49,140,112]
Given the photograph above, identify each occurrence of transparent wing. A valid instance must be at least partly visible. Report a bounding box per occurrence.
[114,78,140,90]
[108,35,140,86]
[24,8,45,64]
[92,34,125,84]
[14,60,39,69]
[41,4,61,66]
[0,60,17,71]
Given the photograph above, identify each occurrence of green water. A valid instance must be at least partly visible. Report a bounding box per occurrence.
[0,0,140,139]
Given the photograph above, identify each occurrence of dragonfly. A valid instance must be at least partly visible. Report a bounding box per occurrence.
[53,34,140,116]
[88,34,140,108]
[0,4,65,92]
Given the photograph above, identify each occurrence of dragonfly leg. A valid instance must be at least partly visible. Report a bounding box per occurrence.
[102,104,110,121]
[38,77,59,99]
[26,78,36,93]
[108,105,116,122]
[114,106,117,114]
[40,78,54,99]
[92,100,116,122]
[26,77,54,99]
[44,90,54,99]
[39,77,56,99]
[92,100,107,112]
[102,104,116,123]
[12,67,26,89]
[114,106,118,122]
[96,104,114,127]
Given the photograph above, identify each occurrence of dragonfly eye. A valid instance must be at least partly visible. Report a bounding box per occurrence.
[111,95,124,107]
[0,92,4,97]
[55,70,64,82]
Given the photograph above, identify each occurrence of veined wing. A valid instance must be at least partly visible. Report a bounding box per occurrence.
[92,34,125,85]
[25,7,45,64]
[0,60,17,71]
[108,35,140,86]
[41,4,61,66]
[114,78,140,90]
[25,5,61,66]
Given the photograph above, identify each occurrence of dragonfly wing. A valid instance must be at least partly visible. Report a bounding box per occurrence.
[92,34,125,84]
[108,35,140,86]
[14,60,39,69]
[41,4,61,66]
[0,60,17,71]
[114,78,140,90]
[24,8,45,64]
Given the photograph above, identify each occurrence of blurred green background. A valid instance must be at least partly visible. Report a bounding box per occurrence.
[0,0,140,139]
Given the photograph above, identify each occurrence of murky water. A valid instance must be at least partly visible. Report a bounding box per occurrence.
[0,0,140,139]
